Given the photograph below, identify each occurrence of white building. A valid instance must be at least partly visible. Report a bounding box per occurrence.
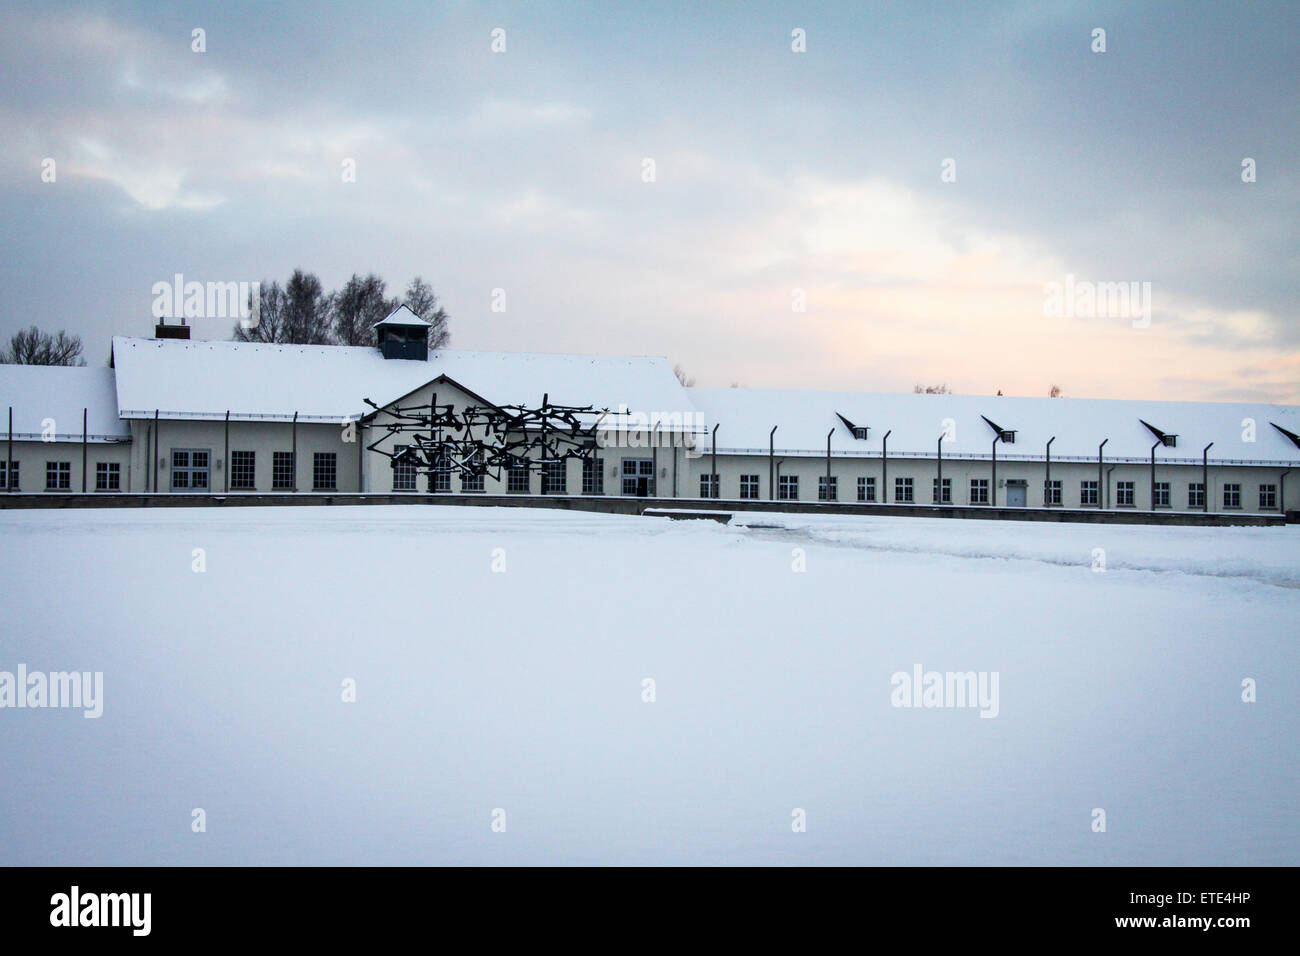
[2,311,1298,518]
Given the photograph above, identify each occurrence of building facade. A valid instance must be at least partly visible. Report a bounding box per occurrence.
[2,311,1298,516]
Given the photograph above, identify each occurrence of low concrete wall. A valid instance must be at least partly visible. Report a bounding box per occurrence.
[0,492,1286,526]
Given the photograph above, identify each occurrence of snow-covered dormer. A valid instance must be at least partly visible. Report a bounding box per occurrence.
[375,305,431,361]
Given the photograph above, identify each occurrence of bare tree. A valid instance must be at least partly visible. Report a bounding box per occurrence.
[673,364,696,387]
[1049,384,1062,398]
[913,383,950,394]
[231,271,330,343]
[2,327,85,365]
[233,282,286,343]
[233,271,450,348]
[280,269,333,344]
[404,277,450,349]
[333,273,393,347]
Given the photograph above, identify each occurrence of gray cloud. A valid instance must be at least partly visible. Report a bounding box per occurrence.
[0,0,1295,400]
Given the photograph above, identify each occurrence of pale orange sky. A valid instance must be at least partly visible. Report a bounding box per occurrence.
[1,2,1295,404]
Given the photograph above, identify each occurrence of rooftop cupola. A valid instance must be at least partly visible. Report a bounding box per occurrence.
[374,305,431,361]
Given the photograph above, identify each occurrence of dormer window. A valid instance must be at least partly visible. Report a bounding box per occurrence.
[982,415,1016,444]
[1140,420,1178,448]
[836,412,869,440]
[1272,422,1300,450]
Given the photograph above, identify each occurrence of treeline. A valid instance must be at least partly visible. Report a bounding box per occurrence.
[914,383,1065,397]
[233,270,450,348]
[1,327,85,366]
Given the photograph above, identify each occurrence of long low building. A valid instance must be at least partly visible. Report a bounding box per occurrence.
[2,310,1298,516]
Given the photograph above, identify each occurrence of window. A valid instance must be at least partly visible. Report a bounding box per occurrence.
[1116,481,1135,507]
[0,460,15,490]
[461,451,485,493]
[171,451,188,489]
[1080,480,1099,506]
[508,458,530,493]
[700,474,719,499]
[582,457,604,495]
[45,460,71,490]
[1223,483,1241,509]
[1153,481,1170,508]
[1188,482,1205,509]
[739,474,759,499]
[818,476,838,501]
[1043,480,1062,506]
[931,477,952,503]
[95,461,120,491]
[392,446,417,492]
[542,460,567,494]
[273,452,295,490]
[230,451,256,490]
[312,452,337,491]
[171,449,209,491]
[1260,484,1277,510]
[431,450,452,492]
[894,477,914,503]
[857,476,876,502]
[970,478,989,504]
[778,475,799,500]
[194,451,210,484]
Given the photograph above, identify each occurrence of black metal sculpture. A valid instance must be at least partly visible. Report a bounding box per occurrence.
[362,392,606,484]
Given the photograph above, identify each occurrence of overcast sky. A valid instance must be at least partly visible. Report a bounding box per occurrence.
[1,0,1295,401]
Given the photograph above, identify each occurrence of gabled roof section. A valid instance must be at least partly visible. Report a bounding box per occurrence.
[360,372,503,422]
[109,336,694,425]
[374,304,430,328]
[0,365,130,441]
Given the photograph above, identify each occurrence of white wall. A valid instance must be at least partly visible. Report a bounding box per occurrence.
[682,451,1292,513]
[1,439,132,492]
[59,404,1287,513]
[125,418,362,493]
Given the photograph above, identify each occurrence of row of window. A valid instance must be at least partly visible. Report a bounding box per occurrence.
[0,460,122,492]
[391,449,597,495]
[1,455,1282,509]
[178,449,337,492]
[696,472,1280,509]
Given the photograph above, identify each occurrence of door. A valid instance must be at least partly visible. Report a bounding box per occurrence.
[1006,483,1026,507]
[622,458,654,496]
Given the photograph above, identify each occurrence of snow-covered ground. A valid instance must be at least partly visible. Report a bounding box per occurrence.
[1,505,1296,865]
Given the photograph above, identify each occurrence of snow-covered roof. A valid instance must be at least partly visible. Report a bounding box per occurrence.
[687,387,1300,466]
[109,336,694,426]
[0,365,130,442]
[374,305,430,328]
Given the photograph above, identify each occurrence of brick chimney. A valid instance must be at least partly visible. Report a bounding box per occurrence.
[155,319,191,340]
